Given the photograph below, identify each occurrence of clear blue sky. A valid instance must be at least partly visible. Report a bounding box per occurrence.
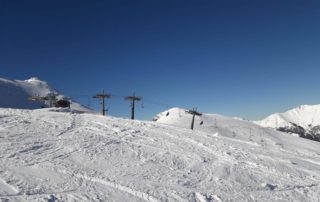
[1,0,320,120]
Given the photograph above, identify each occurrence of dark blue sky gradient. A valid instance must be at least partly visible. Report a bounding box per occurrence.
[1,0,320,120]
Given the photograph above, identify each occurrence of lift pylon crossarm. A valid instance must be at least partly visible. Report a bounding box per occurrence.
[93,94,111,99]
[186,110,202,116]
[124,96,142,101]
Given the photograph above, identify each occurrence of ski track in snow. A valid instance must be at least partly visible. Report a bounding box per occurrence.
[71,172,160,202]
[0,177,19,196]
[0,108,320,201]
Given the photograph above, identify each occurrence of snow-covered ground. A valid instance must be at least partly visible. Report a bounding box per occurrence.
[0,77,91,112]
[1,107,320,201]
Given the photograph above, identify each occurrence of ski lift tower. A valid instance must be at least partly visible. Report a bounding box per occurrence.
[46,93,57,107]
[93,90,111,115]
[29,93,57,107]
[125,93,142,120]
[186,107,202,130]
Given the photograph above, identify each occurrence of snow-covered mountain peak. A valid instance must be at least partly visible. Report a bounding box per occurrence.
[257,104,320,128]
[25,77,41,82]
[154,107,223,123]
[154,107,274,144]
[154,107,247,126]
[257,104,320,141]
[0,77,91,112]
[24,77,51,87]
[153,107,187,120]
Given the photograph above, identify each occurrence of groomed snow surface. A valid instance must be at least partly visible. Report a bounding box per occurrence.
[0,108,320,201]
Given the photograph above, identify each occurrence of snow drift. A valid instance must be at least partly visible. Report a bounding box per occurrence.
[0,107,319,201]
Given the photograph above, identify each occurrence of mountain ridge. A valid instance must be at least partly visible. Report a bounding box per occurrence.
[256,104,320,141]
[0,77,92,112]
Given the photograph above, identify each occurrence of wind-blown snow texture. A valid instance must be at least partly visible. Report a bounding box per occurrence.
[0,77,91,112]
[0,107,320,201]
[257,105,320,141]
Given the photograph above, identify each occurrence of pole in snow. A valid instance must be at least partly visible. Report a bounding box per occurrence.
[186,107,202,130]
[93,90,111,115]
[125,93,142,120]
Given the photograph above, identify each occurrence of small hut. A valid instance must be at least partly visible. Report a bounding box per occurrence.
[54,99,71,108]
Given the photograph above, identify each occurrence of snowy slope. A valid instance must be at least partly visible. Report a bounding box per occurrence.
[256,104,320,141]
[154,108,269,143]
[0,77,91,112]
[1,108,320,201]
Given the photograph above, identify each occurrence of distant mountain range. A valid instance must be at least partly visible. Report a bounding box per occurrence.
[0,77,91,112]
[256,105,320,142]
